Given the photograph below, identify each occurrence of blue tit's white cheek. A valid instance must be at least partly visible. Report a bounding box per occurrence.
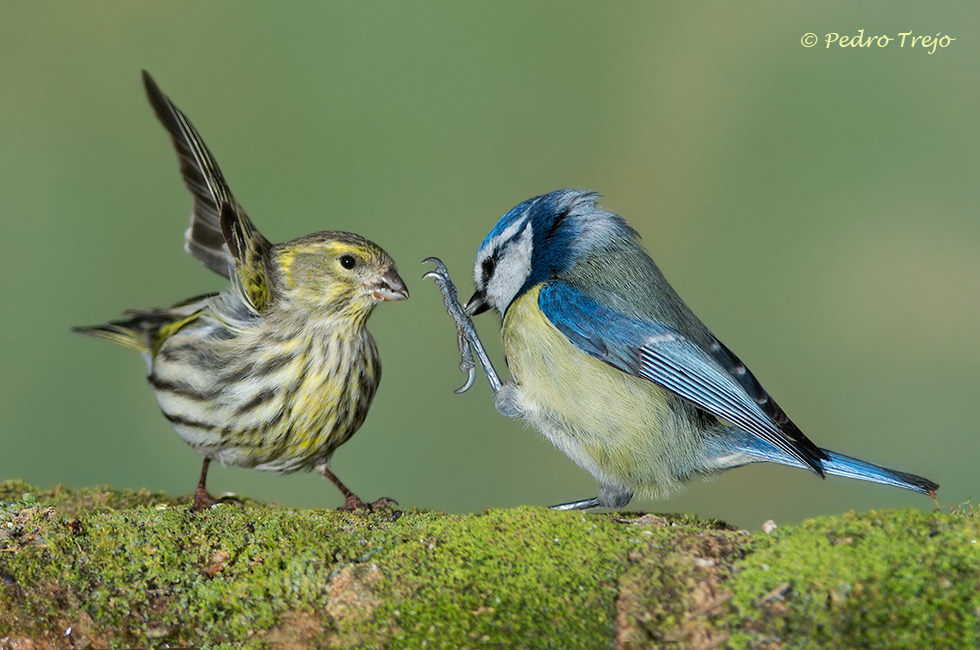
[473,249,492,287]
[487,223,533,312]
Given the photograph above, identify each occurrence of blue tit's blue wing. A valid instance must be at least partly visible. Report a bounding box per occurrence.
[704,338,813,448]
[538,281,825,476]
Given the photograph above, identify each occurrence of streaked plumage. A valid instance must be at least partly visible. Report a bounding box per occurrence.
[427,189,937,509]
[75,71,408,511]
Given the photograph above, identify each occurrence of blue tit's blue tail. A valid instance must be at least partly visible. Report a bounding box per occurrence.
[706,427,938,495]
[818,451,938,494]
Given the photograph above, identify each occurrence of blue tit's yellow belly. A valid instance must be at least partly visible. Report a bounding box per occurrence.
[502,286,702,496]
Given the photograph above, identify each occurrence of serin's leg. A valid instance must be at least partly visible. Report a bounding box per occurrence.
[317,462,396,511]
[423,257,502,393]
[192,458,217,511]
[191,458,243,511]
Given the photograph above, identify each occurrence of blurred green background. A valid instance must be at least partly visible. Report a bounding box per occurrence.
[1,2,976,529]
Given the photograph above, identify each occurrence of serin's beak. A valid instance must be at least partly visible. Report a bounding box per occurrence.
[367,269,409,301]
[465,289,490,315]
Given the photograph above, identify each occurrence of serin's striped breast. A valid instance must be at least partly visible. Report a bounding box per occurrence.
[148,315,380,472]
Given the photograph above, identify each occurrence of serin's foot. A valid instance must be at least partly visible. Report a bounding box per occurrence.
[369,496,398,509]
[192,486,219,512]
[191,488,243,512]
[341,494,399,512]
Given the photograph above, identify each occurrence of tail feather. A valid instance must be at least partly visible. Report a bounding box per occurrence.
[820,451,938,495]
[708,428,938,495]
[74,295,212,354]
[72,320,152,353]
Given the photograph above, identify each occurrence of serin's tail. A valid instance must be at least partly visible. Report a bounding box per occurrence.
[72,316,155,353]
[74,295,212,354]
[708,427,938,495]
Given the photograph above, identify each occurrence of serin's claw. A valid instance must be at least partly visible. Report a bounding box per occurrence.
[422,257,503,393]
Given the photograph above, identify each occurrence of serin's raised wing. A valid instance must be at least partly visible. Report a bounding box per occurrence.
[142,71,272,313]
[538,281,826,476]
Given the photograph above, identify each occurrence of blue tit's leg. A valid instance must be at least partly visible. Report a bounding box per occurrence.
[550,497,601,511]
[423,257,503,394]
[493,385,522,418]
[550,486,633,511]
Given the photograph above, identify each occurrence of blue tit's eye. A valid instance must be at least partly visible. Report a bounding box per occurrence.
[482,257,495,279]
[339,255,357,270]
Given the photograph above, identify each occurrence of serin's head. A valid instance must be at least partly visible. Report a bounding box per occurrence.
[273,231,407,317]
[467,189,637,315]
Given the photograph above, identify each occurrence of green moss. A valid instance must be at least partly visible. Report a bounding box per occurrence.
[0,483,408,647]
[1,482,976,649]
[364,508,642,649]
[726,508,980,649]
[0,479,36,503]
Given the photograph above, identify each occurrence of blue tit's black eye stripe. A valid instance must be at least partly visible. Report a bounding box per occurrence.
[545,209,569,240]
[340,255,357,269]
[482,256,495,280]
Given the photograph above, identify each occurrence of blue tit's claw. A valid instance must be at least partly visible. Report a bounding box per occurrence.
[424,256,475,390]
[549,497,602,511]
[423,256,504,394]
[453,323,477,393]
[454,366,476,394]
[421,257,452,289]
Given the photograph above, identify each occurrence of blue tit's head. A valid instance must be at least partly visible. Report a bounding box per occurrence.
[466,189,638,315]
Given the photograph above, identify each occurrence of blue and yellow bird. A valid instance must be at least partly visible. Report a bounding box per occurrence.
[425,189,938,509]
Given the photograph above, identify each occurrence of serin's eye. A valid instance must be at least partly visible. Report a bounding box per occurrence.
[482,257,495,279]
[339,255,358,270]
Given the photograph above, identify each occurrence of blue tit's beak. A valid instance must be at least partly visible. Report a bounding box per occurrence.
[465,289,490,315]
[367,269,409,301]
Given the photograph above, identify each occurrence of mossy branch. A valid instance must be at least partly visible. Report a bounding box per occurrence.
[0,480,976,649]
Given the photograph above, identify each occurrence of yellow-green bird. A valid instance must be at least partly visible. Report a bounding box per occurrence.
[75,71,408,511]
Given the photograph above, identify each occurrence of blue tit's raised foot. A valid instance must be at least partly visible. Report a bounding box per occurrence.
[423,258,502,393]
[423,258,521,415]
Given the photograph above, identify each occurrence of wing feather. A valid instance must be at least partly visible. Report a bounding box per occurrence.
[538,281,825,475]
[142,71,271,313]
